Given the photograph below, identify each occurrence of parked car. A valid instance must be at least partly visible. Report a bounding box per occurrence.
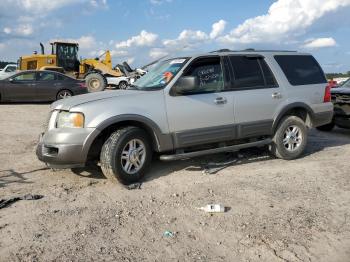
[317,78,350,131]
[106,76,130,89]
[0,70,87,102]
[36,50,333,184]
[0,64,18,80]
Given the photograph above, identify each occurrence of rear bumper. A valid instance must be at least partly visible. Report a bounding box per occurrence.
[312,111,334,127]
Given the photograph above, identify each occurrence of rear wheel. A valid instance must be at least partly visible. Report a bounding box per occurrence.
[270,115,308,160]
[85,73,107,92]
[118,81,128,90]
[56,89,72,100]
[316,122,335,132]
[100,127,152,184]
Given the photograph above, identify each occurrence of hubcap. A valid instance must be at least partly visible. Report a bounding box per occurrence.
[283,125,302,152]
[58,91,71,99]
[120,139,146,175]
[120,82,127,89]
[90,79,100,90]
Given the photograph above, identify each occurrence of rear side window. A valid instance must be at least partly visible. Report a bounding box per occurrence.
[228,56,278,89]
[57,74,69,81]
[275,55,327,86]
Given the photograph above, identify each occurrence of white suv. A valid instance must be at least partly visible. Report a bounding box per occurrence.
[37,49,333,184]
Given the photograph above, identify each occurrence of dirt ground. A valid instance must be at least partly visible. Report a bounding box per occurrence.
[0,104,350,262]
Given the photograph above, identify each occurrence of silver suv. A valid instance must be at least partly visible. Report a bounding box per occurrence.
[36,49,333,184]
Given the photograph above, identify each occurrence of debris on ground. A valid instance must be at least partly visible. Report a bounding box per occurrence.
[198,204,226,213]
[125,182,142,190]
[0,194,44,209]
[163,230,176,238]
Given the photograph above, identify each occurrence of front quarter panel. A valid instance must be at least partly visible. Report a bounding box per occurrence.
[70,90,169,133]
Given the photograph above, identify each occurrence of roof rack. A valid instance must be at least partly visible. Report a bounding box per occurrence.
[210,48,297,53]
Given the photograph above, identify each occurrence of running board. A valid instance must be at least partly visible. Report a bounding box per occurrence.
[159,138,272,161]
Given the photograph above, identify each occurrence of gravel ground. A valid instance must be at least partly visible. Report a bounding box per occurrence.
[0,103,350,262]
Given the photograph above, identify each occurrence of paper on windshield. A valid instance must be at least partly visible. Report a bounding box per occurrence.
[169,59,186,65]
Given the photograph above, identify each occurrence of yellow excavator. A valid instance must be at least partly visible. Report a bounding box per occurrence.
[19,42,123,92]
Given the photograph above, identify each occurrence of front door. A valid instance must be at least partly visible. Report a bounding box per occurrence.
[165,56,235,148]
[4,72,37,101]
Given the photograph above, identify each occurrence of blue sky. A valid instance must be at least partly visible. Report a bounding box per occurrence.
[0,0,350,72]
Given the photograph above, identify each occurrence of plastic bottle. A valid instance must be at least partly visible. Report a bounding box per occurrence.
[199,204,226,213]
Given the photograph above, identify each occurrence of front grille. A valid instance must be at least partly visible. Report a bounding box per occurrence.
[333,94,350,104]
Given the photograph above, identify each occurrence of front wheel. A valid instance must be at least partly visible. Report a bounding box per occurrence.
[270,116,308,160]
[100,127,152,184]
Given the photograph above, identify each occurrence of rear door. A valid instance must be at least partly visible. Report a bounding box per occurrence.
[36,71,60,100]
[4,72,37,101]
[226,55,285,138]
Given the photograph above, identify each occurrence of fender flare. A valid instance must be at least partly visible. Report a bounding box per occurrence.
[272,102,315,132]
[82,114,173,157]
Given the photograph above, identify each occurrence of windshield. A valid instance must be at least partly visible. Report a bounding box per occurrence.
[341,78,350,88]
[133,58,188,90]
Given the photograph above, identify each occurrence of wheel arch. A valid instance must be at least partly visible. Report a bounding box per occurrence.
[272,102,315,132]
[83,114,173,163]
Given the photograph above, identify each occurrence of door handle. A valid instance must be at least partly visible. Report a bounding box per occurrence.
[272,92,282,99]
[214,97,227,104]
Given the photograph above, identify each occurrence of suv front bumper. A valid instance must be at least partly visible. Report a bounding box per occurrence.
[36,128,96,168]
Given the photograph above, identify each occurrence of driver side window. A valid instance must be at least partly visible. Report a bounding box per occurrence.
[182,57,224,94]
[13,72,36,81]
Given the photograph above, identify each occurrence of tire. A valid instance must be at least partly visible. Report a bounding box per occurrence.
[316,122,335,132]
[100,127,152,184]
[270,115,308,160]
[85,73,107,92]
[56,89,73,100]
[118,81,128,90]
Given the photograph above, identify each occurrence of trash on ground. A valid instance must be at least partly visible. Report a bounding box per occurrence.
[198,204,226,213]
[0,194,44,209]
[163,230,175,237]
[126,182,142,190]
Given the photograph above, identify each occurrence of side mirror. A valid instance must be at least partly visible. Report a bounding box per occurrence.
[8,78,14,82]
[174,76,198,94]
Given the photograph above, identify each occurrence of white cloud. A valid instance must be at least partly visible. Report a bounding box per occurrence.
[0,0,106,39]
[126,57,135,65]
[78,35,97,50]
[110,50,128,57]
[302,37,337,49]
[149,48,169,59]
[3,27,11,34]
[219,0,350,45]
[115,30,158,48]
[150,0,172,5]
[210,19,227,39]
[15,24,34,36]
[163,30,209,49]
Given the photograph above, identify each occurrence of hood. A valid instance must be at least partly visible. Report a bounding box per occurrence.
[331,87,350,95]
[51,90,147,111]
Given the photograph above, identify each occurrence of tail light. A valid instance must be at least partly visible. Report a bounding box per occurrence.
[78,82,86,88]
[324,84,331,103]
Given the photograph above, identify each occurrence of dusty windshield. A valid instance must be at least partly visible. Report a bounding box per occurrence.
[132,58,188,90]
[341,79,350,88]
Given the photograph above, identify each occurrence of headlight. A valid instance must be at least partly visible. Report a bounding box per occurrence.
[56,111,84,128]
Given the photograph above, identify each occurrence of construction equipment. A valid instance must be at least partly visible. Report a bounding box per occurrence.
[19,42,123,92]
